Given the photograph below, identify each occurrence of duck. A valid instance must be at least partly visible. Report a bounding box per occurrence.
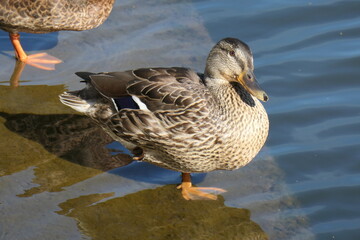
[59,38,269,200]
[0,0,115,70]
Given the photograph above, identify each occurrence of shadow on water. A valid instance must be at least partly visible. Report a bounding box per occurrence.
[56,185,268,240]
[0,112,133,170]
[0,31,59,54]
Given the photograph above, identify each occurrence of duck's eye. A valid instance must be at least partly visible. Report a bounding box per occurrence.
[229,50,235,57]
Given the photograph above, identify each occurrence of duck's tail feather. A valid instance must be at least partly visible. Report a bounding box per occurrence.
[75,72,97,83]
[59,91,93,114]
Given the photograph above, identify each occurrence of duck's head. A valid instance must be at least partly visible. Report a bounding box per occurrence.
[205,38,268,102]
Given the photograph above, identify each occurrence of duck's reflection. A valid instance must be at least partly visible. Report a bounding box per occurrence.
[1,111,134,196]
[1,112,133,171]
[57,185,269,240]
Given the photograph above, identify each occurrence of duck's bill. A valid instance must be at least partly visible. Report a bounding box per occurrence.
[238,70,269,102]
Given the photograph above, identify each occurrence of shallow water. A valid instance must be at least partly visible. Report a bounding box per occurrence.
[1,0,360,239]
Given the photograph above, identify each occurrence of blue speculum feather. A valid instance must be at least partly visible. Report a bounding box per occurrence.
[114,96,139,110]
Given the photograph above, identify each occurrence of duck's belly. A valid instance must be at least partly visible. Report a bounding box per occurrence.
[141,139,263,173]
[141,118,269,173]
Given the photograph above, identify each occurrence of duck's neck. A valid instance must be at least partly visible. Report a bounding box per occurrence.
[205,77,269,147]
[204,77,261,124]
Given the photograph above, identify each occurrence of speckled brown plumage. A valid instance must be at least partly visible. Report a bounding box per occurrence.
[59,38,270,199]
[0,0,114,34]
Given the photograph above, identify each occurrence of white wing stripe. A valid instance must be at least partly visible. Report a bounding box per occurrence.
[132,96,149,111]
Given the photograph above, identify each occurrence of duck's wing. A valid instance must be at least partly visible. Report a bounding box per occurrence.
[82,67,210,112]
[101,67,213,146]
[75,71,134,98]
[126,67,209,112]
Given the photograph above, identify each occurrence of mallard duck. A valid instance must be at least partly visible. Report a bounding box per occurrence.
[59,38,269,200]
[0,0,114,70]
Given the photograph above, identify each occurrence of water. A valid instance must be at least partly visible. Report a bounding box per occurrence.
[1,0,360,239]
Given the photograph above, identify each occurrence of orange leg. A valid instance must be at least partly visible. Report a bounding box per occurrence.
[9,33,62,70]
[177,172,226,200]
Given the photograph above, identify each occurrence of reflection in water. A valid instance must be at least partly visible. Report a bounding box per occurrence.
[1,112,133,197]
[0,83,134,197]
[57,185,268,240]
[9,60,26,87]
[1,112,133,170]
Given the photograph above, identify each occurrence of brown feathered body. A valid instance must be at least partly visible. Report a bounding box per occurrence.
[60,67,268,173]
[0,0,114,34]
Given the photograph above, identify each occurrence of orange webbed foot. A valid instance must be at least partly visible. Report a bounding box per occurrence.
[9,33,62,71]
[178,173,226,200]
[177,182,226,200]
[24,52,62,70]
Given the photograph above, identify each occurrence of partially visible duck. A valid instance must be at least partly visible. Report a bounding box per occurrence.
[0,0,115,70]
[59,38,269,200]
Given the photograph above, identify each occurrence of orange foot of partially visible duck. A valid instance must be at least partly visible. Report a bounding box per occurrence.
[9,33,62,71]
[177,173,226,200]
[23,52,62,70]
